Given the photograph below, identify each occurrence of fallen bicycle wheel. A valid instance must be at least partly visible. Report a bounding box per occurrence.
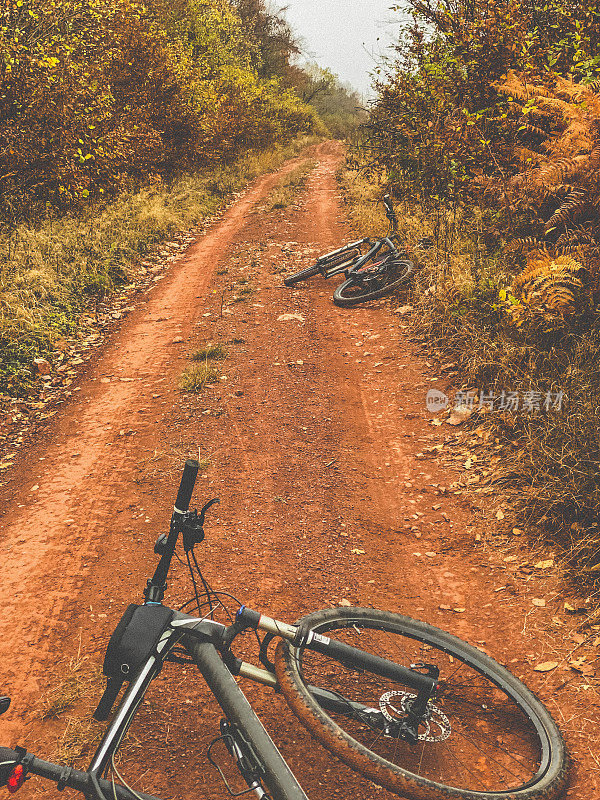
[332,259,415,307]
[275,607,567,800]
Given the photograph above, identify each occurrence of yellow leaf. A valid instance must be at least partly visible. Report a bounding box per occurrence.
[534,661,558,672]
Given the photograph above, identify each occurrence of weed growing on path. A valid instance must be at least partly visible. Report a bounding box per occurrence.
[192,343,228,361]
[179,364,221,393]
[266,160,315,211]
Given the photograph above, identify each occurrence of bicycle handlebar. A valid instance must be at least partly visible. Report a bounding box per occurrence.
[0,747,160,800]
[174,459,199,513]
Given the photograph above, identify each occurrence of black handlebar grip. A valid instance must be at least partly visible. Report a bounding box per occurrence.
[174,459,199,513]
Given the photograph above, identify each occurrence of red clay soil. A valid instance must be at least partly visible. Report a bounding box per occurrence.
[0,141,598,798]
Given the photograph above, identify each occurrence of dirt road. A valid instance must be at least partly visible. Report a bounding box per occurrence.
[0,141,596,797]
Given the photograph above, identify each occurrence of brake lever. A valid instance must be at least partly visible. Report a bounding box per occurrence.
[181,498,220,553]
[198,497,220,527]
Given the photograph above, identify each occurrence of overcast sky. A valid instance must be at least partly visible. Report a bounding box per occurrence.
[283,1,406,99]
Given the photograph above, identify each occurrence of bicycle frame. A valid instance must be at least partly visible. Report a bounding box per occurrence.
[85,608,436,786]
[322,197,401,281]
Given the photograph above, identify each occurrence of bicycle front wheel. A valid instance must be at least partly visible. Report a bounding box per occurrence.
[332,259,414,307]
[274,607,567,800]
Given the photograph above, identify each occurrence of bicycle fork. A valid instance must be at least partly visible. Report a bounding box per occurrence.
[231,607,440,746]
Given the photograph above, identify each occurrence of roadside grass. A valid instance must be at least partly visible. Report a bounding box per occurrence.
[339,163,600,595]
[0,136,320,398]
[266,160,315,211]
[39,653,107,766]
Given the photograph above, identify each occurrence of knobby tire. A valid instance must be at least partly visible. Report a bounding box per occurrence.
[274,607,567,800]
[332,259,414,307]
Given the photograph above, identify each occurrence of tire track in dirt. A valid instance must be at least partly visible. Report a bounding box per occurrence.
[0,151,314,739]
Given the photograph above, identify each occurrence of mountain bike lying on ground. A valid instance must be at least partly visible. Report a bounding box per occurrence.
[284,195,416,307]
[0,460,567,800]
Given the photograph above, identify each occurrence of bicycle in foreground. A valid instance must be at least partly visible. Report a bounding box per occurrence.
[0,460,567,800]
[284,195,416,307]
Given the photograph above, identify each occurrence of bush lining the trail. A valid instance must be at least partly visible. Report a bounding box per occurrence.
[0,0,321,225]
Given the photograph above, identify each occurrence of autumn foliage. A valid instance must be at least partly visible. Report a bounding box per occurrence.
[361,0,600,578]
[0,0,317,224]
[364,0,600,324]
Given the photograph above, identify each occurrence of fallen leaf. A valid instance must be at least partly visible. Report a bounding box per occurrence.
[464,458,472,469]
[351,548,365,555]
[534,661,558,672]
[532,598,546,608]
[535,559,554,569]
[277,313,305,322]
[33,357,51,375]
[447,405,473,426]
[564,601,587,613]
[453,607,466,613]
[496,509,505,520]
[339,599,352,607]
[439,604,452,611]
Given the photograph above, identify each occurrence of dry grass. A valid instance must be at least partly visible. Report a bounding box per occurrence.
[179,363,221,392]
[191,343,228,361]
[42,654,103,719]
[52,717,106,765]
[39,651,107,766]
